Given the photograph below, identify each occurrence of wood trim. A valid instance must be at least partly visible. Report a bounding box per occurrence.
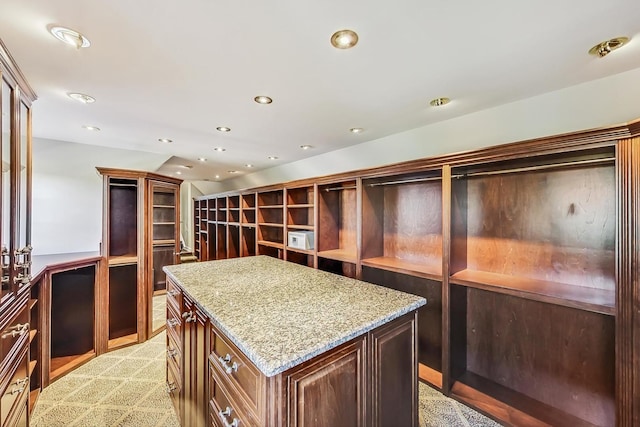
[616,137,640,426]
[0,39,37,103]
[95,167,183,185]
[441,165,452,393]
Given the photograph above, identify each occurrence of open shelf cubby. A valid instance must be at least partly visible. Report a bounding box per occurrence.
[29,278,42,396]
[228,224,240,258]
[50,265,96,381]
[362,172,442,280]
[152,244,174,292]
[108,178,137,258]
[216,224,227,259]
[241,226,256,257]
[317,180,357,264]
[317,257,356,279]
[258,189,283,207]
[108,263,138,341]
[450,151,616,314]
[449,285,614,426]
[217,197,227,222]
[286,251,314,268]
[287,186,314,229]
[258,243,283,259]
[361,267,442,382]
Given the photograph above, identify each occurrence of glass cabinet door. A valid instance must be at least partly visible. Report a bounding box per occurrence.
[150,182,180,335]
[1,79,11,305]
[15,101,31,295]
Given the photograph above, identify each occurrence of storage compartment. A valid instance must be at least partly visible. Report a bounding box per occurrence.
[152,244,174,292]
[449,286,614,427]
[257,244,283,259]
[241,226,256,257]
[216,224,227,259]
[258,225,283,246]
[258,190,283,207]
[258,207,283,225]
[287,231,314,250]
[317,258,356,279]
[228,225,240,258]
[286,251,314,267]
[317,181,357,263]
[108,179,137,257]
[362,172,442,280]
[50,265,96,379]
[108,264,137,343]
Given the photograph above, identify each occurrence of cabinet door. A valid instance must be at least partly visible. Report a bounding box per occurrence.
[149,181,180,336]
[0,78,11,306]
[14,100,31,296]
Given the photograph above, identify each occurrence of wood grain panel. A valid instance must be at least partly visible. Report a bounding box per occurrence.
[108,184,137,257]
[466,289,614,426]
[108,264,137,340]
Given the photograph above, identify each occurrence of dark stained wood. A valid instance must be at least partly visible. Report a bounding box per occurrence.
[369,312,418,427]
[108,264,137,340]
[286,251,314,267]
[464,289,614,426]
[96,167,182,186]
[240,226,256,257]
[286,337,366,427]
[216,224,227,259]
[317,258,357,278]
[441,165,453,393]
[108,183,138,257]
[317,181,357,257]
[448,285,467,385]
[152,245,173,291]
[361,268,441,372]
[227,224,240,258]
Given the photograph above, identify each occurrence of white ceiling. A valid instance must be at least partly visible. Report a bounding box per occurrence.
[1,0,639,182]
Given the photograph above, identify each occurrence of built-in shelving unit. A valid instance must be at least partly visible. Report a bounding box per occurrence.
[241,193,257,257]
[192,121,640,426]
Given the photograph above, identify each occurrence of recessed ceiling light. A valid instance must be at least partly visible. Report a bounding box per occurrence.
[198,157,207,162]
[589,36,630,57]
[245,164,253,168]
[331,29,359,49]
[176,171,182,175]
[228,170,239,174]
[350,128,363,134]
[268,156,278,160]
[49,26,91,48]
[82,125,100,131]
[254,96,273,104]
[215,175,220,179]
[158,138,173,143]
[214,147,226,152]
[180,165,193,169]
[216,126,231,132]
[430,97,451,107]
[68,93,95,104]
[300,145,313,150]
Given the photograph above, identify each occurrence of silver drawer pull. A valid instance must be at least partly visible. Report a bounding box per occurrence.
[167,348,178,358]
[8,377,28,395]
[217,353,239,374]
[2,323,29,339]
[181,311,195,322]
[218,407,240,427]
[167,318,180,328]
[168,289,180,297]
[166,381,177,393]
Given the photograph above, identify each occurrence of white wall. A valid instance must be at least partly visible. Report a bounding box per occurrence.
[218,67,640,192]
[180,182,203,251]
[32,138,170,255]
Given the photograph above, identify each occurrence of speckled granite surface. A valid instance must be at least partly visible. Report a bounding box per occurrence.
[164,256,426,376]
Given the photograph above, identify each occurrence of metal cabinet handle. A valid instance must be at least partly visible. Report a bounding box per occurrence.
[8,377,28,395]
[218,407,240,427]
[167,318,180,328]
[167,348,178,359]
[165,381,177,393]
[217,353,239,375]
[2,323,29,339]
[167,289,180,297]
[182,311,195,323]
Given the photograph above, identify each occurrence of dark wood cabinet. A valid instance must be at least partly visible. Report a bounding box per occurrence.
[97,168,182,351]
[194,121,640,425]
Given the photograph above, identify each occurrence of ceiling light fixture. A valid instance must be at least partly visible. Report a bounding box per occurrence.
[49,26,91,49]
[331,29,359,49]
[158,138,173,143]
[176,171,182,175]
[300,145,313,150]
[228,170,239,174]
[216,126,231,132]
[214,147,226,152]
[350,128,363,134]
[215,175,220,179]
[268,156,278,160]
[68,93,95,104]
[245,164,253,168]
[82,125,100,131]
[589,36,630,57]
[180,165,193,169]
[430,97,451,107]
[254,96,273,104]
[198,157,207,162]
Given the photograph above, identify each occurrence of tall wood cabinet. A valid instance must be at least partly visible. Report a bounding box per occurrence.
[97,168,181,351]
[195,121,640,426]
[0,39,36,426]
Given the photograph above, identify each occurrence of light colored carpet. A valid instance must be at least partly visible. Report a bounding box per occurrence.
[31,331,500,426]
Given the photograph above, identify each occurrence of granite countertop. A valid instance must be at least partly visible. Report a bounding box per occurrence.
[164,256,426,377]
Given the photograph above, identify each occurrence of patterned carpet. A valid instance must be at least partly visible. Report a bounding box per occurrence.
[31,331,500,427]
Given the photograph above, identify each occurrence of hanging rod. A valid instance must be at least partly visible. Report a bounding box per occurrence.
[368,176,441,187]
[324,185,357,192]
[452,157,615,179]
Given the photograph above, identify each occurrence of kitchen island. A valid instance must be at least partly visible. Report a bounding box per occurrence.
[164,256,426,427]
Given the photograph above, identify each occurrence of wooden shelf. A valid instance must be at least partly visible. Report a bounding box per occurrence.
[287,224,314,230]
[29,360,36,376]
[286,247,315,255]
[108,333,138,350]
[259,222,284,228]
[317,248,357,263]
[288,204,314,208]
[258,240,284,249]
[451,371,608,427]
[153,221,176,225]
[153,239,176,245]
[153,204,175,208]
[29,298,37,310]
[228,222,240,226]
[419,363,442,390]
[29,329,37,343]
[242,224,256,228]
[362,257,442,281]
[50,351,95,381]
[29,389,40,414]
[258,205,283,209]
[109,255,138,266]
[450,269,615,315]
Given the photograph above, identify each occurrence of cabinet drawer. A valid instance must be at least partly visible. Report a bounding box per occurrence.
[0,302,29,368]
[1,346,28,425]
[209,324,263,416]
[167,358,181,416]
[209,369,256,427]
[166,331,182,378]
[166,278,182,311]
[166,300,182,346]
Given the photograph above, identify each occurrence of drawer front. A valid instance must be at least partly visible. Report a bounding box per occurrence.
[1,347,28,425]
[167,358,182,417]
[209,325,262,415]
[209,369,256,427]
[166,300,182,346]
[166,331,182,379]
[166,278,182,311]
[0,303,29,367]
